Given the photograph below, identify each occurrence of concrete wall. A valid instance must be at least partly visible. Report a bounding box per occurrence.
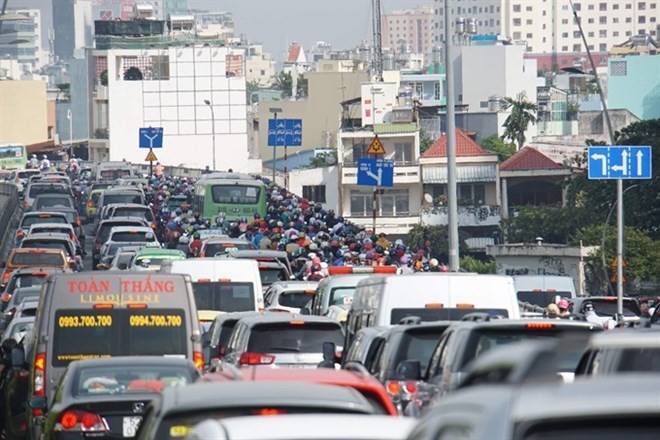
[608,55,660,120]
[0,80,48,145]
[288,166,339,212]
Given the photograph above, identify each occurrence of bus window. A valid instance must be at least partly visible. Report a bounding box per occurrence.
[0,144,27,170]
[211,185,259,204]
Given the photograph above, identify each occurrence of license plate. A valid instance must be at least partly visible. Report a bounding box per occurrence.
[123,416,142,438]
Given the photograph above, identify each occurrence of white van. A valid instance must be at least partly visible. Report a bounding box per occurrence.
[160,259,264,322]
[346,273,520,347]
[514,275,577,310]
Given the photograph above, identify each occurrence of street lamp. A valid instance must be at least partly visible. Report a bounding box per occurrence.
[203,99,216,171]
[67,109,73,159]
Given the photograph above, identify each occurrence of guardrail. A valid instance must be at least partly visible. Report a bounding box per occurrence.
[0,183,21,261]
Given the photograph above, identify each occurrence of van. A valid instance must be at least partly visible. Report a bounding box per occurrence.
[345,273,520,347]
[95,161,132,181]
[160,259,264,319]
[27,272,202,437]
[513,275,577,310]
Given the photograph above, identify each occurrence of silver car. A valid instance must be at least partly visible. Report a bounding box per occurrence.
[264,281,319,313]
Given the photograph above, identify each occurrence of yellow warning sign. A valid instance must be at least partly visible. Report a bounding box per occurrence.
[610,257,628,269]
[145,149,158,162]
[366,136,386,155]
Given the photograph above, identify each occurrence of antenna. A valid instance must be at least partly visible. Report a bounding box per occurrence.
[371,0,383,81]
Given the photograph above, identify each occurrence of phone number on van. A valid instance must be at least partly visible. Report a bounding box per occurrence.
[129,315,183,327]
[58,315,113,328]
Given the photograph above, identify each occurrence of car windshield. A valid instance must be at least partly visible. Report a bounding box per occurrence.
[104,194,143,205]
[518,291,573,308]
[590,300,640,317]
[10,252,64,266]
[278,290,316,309]
[114,208,153,221]
[9,290,41,307]
[98,222,145,243]
[259,268,289,286]
[21,240,71,255]
[35,197,72,209]
[211,184,260,204]
[52,309,187,367]
[6,274,48,293]
[393,329,448,376]
[73,365,194,396]
[191,282,255,313]
[205,242,252,256]
[21,216,67,228]
[247,322,344,354]
[111,232,152,242]
[330,287,357,307]
[6,320,34,339]
[28,185,68,198]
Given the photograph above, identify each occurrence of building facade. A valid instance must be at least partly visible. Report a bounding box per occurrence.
[0,80,50,146]
[608,52,660,120]
[245,44,276,87]
[53,0,93,61]
[0,9,45,68]
[382,5,436,55]
[433,0,659,53]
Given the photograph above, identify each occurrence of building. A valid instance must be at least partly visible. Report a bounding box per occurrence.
[288,166,340,213]
[245,43,276,87]
[432,0,659,54]
[92,0,137,20]
[193,11,235,39]
[0,80,54,146]
[382,5,436,56]
[0,9,46,68]
[52,0,93,61]
[89,19,254,171]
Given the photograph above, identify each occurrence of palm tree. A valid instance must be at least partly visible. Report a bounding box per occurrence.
[500,91,538,150]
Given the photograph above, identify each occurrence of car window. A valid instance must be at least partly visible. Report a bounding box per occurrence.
[395,329,446,374]
[21,216,67,228]
[10,252,65,266]
[74,365,194,396]
[277,290,316,309]
[191,282,255,313]
[111,231,153,242]
[6,274,48,292]
[247,322,344,353]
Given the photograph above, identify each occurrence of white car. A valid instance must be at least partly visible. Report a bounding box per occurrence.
[264,281,319,313]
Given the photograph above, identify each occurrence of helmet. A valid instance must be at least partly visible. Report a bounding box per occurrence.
[557,299,570,310]
[179,235,189,244]
[582,301,595,313]
[193,232,200,239]
[42,154,47,159]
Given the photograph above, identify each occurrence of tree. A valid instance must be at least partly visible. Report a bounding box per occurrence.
[420,129,435,154]
[500,91,538,150]
[55,83,70,102]
[272,71,293,98]
[407,224,469,264]
[501,205,595,244]
[296,74,309,99]
[460,255,496,274]
[482,134,516,162]
[246,80,260,104]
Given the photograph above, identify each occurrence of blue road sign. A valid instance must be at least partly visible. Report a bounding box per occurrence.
[285,119,302,146]
[588,146,652,180]
[139,127,163,148]
[357,158,394,187]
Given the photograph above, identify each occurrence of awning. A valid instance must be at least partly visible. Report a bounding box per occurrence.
[422,163,497,183]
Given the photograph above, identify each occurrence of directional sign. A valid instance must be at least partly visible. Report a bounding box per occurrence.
[139,127,163,149]
[357,158,394,187]
[366,135,386,155]
[268,119,286,147]
[588,146,652,180]
[144,149,158,162]
[285,119,302,146]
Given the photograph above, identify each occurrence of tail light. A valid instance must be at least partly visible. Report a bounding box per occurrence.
[2,293,11,302]
[239,352,275,366]
[87,200,93,208]
[404,381,418,394]
[32,353,46,416]
[75,218,81,226]
[54,410,107,432]
[193,351,204,370]
[385,380,401,395]
[2,272,10,282]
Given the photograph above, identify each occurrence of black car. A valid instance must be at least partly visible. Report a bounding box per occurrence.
[0,327,34,440]
[31,357,200,439]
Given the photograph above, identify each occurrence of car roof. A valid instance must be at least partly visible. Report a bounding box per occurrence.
[33,193,72,198]
[134,248,184,257]
[230,250,288,258]
[204,237,251,244]
[158,381,371,415]
[23,232,73,241]
[386,320,453,335]
[586,328,660,348]
[109,226,153,233]
[211,311,270,325]
[22,211,68,218]
[9,267,67,275]
[28,223,74,229]
[99,217,148,225]
[237,314,342,327]
[268,281,319,290]
[449,319,601,332]
[108,203,149,209]
[196,414,415,440]
[68,356,196,369]
[102,187,142,194]
[17,300,39,309]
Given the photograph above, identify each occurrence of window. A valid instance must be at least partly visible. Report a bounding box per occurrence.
[626,17,632,23]
[352,142,368,162]
[350,190,373,216]
[526,6,533,11]
[526,33,533,38]
[599,43,607,51]
[513,31,522,39]
[562,46,569,51]
[613,31,619,37]
[613,17,619,23]
[613,4,619,9]
[480,101,488,108]
[574,31,581,38]
[588,31,595,37]
[638,2,646,10]
[599,2,607,10]
[599,16,607,24]
[625,3,632,9]
[434,81,442,100]
[574,3,581,11]
[350,189,409,217]
[393,143,414,164]
[588,4,594,10]
[562,18,568,24]
[302,185,326,204]
[513,18,521,26]
[573,43,582,52]
[651,3,657,8]
[639,16,646,23]
[562,32,569,38]
[652,16,657,22]
[588,18,594,24]
[513,4,521,12]
[599,30,607,37]
[458,184,486,204]
[626,31,632,36]
[526,19,533,25]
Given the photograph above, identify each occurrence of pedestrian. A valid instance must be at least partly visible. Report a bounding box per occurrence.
[154,162,164,178]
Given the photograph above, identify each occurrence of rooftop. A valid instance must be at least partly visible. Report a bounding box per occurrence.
[500,146,565,171]
[422,129,494,158]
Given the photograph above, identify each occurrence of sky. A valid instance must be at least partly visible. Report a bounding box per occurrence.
[17,0,427,63]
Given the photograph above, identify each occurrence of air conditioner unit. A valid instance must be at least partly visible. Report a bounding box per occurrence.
[390,107,413,123]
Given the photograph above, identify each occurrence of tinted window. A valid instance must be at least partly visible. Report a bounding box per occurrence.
[521,417,660,440]
[394,329,447,374]
[204,242,252,257]
[104,194,143,206]
[114,208,154,222]
[615,348,660,372]
[52,309,187,367]
[10,252,64,266]
[111,232,152,242]
[97,222,144,243]
[21,240,70,255]
[590,299,640,317]
[247,322,344,353]
[35,197,73,209]
[10,290,40,306]
[6,274,48,293]
[29,185,68,198]
[278,290,316,308]
[216,321,239,348]
[211,185,260,204]
[74,365,194,396]
[259,268,289,285]
[390,308,509,324]
[330,287,356,307]
[21,216,67,228]
[100,169,131,180]
[192,282,255,313]
[518,291,572,308]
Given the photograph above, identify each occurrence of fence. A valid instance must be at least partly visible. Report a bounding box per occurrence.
[0,183,21,262]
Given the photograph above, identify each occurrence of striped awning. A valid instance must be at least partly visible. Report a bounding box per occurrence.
[422,164,497,183]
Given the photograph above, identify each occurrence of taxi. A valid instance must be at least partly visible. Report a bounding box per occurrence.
[130,248,186,272]
[1,249,69,289]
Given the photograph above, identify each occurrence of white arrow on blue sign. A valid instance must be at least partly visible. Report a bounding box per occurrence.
[357,158,394,187]
[588,146,652,180]
[139,127,163,149]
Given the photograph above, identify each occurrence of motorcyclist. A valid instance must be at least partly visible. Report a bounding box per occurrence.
[39,154,50,172]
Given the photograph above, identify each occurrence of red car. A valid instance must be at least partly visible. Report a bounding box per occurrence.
[203,367,398,416]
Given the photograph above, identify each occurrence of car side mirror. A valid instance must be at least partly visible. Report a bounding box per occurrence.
[318,341,337,369]
[396,360,422,381]
[11,346,25,369]
[28,395,46,410]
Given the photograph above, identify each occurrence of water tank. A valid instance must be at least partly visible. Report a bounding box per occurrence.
[403,44,413,54]
[467,18,478,35]
[488,95,501,112]
[383,52,395,71]
[455,17,466,35]
[432,45,443,64]
[398,86,413,107]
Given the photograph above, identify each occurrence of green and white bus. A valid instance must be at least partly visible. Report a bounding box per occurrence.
[193,173,267,221]
[0,144,27,170]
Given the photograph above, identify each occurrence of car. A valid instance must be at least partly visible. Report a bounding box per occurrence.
[134,381,376,440]
[0,316,34,344]
[97,241,149,269]
[406,374,660,440]
[223,314,345,369]
[227,250,293,279]
[1,287,41,320]
[204,366,398,416]
[203,311,270,369]
[104,202,155,226]
[130,248,186,272]
[32,357,200,439]
[46,206,85,246]
[23,182,71,209]
[341,326,389,367]
[95,187,145,215]
[1,267,65,311]
[264,281,319,313]
[185,414,415,440]
[414,318,601,409]
[108,248,141,271]
[0,327,34,439]
[9,169,40,196]
[163,194,191,211]
[26,222,78,245]
[199,237,254,258]
[19,232,83,271]
[92,217,151,268]
[30,193,76,212]
[569,296,641,325]
[1,300,39,333]
[16,211,70,241]
[1,249,69,289]
[575,328,660,376]
[85,188,105,220]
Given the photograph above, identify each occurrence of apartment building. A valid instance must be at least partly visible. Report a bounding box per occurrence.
[0,9,46,68]
[433,0,658,53]
[382,5,436,55]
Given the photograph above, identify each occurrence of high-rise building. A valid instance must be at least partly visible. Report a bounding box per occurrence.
[433,0,659,53]
[0,9,45,68]
[382,5,436,55]
[52,0,93,61]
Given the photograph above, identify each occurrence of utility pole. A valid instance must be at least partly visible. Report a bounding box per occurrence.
[372,0,383,82]
[445,0,460,271]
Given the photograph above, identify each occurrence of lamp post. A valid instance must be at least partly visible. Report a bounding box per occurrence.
[370,87,384,234]
[269,107,283,184]
[67,109,73,159]
[203,99,216,171]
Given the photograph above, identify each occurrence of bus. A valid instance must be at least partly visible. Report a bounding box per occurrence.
[0,144,27,170]
[193,174,267,221]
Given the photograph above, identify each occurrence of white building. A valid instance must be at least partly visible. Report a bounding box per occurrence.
[193,11,235,39]
[433,0,659,53]
[0,9,48,69]
[89,42,252,172]
[245,44,276,87]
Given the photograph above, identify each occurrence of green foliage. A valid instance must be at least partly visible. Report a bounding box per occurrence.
[572,225,660,282]
[100,70,108,87]
[500,91,538,150]
[482,134,516,162]
[304,151,337,169]
[407,224,469,264]
[460,255,496,274]
[272,71,293,98]
[296,74,309,99]
[502,206,595,244]
[420,129,435,154]
[246,80,260,104]
[56,83,70,102]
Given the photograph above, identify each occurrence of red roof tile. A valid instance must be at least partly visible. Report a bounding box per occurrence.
[287,44,302,63]
[500,146,564,171]
[422,129,493,158]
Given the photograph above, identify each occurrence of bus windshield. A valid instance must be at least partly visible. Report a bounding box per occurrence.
[191,282,256,313]
[0,145,24,159]
[211,185,260,204]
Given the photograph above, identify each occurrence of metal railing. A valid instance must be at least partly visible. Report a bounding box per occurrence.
[0,183,21,261]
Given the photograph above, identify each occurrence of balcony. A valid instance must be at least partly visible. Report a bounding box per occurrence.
[342,162,420,185]
[346,214,421,235]
[421,205,501,227]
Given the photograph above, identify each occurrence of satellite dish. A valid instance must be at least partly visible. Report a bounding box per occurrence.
[325,155,337,165]
[424,193,433,204]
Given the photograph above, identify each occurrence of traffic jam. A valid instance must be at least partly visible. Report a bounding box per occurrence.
[0,160,657,440]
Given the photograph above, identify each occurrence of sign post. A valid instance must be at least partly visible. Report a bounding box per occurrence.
[267,115,301,190]
[588,145,652,311]
[139,127,163,177]
[145,149,158,176]
[359,136,391,234]
[267,108,283,184]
